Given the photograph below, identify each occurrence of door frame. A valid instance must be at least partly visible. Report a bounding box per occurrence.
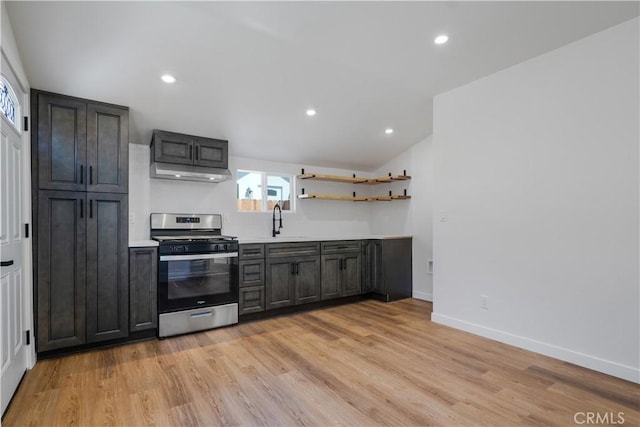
[1,49,35,370]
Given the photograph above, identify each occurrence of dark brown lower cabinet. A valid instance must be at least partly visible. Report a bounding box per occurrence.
[294,257,321,304]
[321,253,361,300]
[362,238,412,301]
[239,255,265,315]
[362,240,383,293]
[239,286,265,315]
[265,256,320,309]
[36,191,129,352]
[129,247,158,332]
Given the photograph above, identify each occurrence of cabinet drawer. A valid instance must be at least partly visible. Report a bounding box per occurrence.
[239,260,265,287]
[266,242,320,258]
[239,244,265,260]
[321,240,361,254]
[239,286,265,315]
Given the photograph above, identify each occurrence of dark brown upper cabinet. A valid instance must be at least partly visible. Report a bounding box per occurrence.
[151,129,228,169]
[34,90,129,193]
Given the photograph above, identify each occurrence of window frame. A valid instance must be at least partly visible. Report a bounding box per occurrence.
[236,169,295,213]
[0,75,21,134]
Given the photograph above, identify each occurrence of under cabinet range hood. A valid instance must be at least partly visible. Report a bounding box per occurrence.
[149,129,232,183]
[150,162,232,183]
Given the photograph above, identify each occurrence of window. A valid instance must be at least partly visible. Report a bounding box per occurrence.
[0,75,20,132]
[237,170,294,212]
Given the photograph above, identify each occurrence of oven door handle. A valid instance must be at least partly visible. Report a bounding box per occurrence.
[160,252,238,261]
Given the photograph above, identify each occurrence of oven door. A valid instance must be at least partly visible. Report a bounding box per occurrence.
[158,252,239,313]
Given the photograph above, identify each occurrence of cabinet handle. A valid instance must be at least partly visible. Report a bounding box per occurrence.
[0,260,14,267]
[291,263,295,275]
[79,164,84,184]
[89,166,93,185]
[189,145,193,160]
[89,200,93,218]
[80,199,84,218]
[195,145,199,160]
[295,263,299,275]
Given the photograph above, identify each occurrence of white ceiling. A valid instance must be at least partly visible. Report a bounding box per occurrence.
[5,1,639,171]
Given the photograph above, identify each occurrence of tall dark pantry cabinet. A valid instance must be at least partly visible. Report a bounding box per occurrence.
[31,90,129,354]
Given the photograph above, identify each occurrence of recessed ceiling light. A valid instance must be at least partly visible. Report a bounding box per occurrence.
[434,35,449,45]
[161,74,176,84]
[209,177,215,180]
[174,174,181,178]
[385,128,394,134]
[306,109,316,117]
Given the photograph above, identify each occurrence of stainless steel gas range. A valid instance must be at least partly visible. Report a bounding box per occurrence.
[150,213,239,338]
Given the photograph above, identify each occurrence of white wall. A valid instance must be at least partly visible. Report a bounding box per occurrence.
[432,18,639,382]
[371,136,434,301]
[1,1,29,89]
[129,146,373,240]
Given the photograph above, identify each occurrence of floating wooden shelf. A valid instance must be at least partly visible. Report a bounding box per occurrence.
[297,193,368,201]
[297,173,368,184]
[373,195,412,201]
[297,172,411,185]
[297,194,411,202]
[296,170,411,202]
[367,174,412,184]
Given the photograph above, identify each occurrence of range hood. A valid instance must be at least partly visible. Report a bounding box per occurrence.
[150,162,232,183]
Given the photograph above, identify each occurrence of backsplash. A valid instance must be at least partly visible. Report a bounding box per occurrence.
[128,145,374,240]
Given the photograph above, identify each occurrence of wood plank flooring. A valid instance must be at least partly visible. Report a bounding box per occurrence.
[3,299,639,426]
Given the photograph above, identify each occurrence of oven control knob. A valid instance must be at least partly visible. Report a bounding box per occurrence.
[221,244,228,252]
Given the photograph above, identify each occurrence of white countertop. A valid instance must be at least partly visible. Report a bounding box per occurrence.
[128,240,159,248]
[128,236,410,246]
[237,235,412,244]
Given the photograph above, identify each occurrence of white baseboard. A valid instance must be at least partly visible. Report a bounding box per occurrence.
[431,313,639,384]
[412,291,432,301]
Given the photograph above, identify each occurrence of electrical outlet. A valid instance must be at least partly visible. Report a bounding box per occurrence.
[480,295,489,310]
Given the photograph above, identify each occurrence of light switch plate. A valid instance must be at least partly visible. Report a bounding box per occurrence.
[439,210,449,222]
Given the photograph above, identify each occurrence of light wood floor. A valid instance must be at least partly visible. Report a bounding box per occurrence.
[3,299,639,426]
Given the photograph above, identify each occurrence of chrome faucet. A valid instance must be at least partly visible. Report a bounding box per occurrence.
[272,202,283,237]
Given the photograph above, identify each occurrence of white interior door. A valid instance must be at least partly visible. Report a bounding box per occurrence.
[0,70,27,416]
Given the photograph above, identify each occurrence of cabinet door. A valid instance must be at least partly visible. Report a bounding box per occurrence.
[86,193,129,343]
[342,253,361,296]
[371,241,384,294]
[320,255,341,300]
[129,247,158,332]
[381,238,413,301]
[265,258,294,309]
[239,286,265,315]
[361,241,372,293]
[294,256,320,304]
[37,191,86,352]
[87,103,128,193]
[152,130,193,165]
[36,92,87,191]
[193,137,228,168]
